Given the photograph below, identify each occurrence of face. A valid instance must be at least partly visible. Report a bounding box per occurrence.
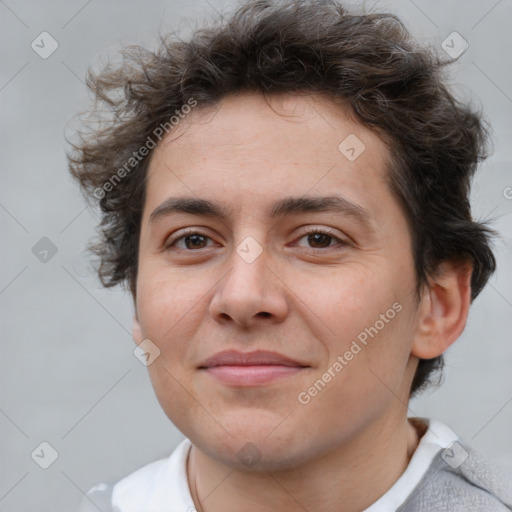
[133,92,423,471]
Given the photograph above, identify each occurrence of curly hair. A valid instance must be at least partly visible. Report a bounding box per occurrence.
[67,0,497,397]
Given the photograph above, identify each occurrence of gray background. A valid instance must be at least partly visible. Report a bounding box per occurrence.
[1,0,511,510]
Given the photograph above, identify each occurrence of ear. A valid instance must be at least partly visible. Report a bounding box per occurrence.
[411,259,473,359]
[132,309,144,345]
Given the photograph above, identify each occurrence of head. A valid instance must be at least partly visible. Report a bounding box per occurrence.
[68,0,496,469]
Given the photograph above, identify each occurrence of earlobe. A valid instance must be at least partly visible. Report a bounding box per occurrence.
[411,260,473,360]
[132,311,144,345]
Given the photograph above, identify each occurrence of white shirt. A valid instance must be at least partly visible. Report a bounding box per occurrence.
[81,418,461,511]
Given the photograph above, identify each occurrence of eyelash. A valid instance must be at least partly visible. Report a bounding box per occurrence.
[164,227,347,253]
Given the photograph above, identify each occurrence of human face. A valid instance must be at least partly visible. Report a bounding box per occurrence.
[134,92,421,471]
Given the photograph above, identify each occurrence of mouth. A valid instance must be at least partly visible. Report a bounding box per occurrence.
[198,350,310,386]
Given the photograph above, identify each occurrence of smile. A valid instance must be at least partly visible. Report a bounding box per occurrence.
[198,349,310,386]
[201,364,306,386]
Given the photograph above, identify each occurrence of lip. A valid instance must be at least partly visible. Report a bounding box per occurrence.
[198,350,309,386]
[199,349,307,368]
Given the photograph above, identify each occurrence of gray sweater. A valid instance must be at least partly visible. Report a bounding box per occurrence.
[396,441,512,511]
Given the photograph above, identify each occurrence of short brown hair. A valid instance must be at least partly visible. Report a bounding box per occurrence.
[67,0,497,396]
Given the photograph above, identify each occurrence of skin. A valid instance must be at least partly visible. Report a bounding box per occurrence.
[132,92,472,512]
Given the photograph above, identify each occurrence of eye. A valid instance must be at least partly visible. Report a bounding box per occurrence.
[294,228,347,250]
[165,230,216,251]
[164,227,348,253]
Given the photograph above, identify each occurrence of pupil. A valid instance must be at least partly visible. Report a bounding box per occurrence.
[309,233,330,248]
[186,235,206,249]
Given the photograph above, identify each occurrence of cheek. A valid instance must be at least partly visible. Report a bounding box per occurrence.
[136,272,203,424]
[344,296,418,404]
[300,263,396,339]
[315,265,415,373]
[136,268,205,338]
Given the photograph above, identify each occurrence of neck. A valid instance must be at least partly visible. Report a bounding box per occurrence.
[187,415,422,512]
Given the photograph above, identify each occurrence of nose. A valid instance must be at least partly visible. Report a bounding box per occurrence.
[209,242,289,328]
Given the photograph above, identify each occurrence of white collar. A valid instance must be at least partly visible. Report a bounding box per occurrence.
[111,417,459,512]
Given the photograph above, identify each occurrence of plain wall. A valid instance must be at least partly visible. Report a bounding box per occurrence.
[1,0,511,510]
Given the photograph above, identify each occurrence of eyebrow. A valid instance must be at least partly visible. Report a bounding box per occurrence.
[149,194,373,229]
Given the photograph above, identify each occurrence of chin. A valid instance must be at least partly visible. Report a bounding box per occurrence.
[189,419,317,473]
[197,434,315,473]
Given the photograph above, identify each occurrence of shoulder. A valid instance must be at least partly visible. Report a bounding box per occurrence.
[77,459,169,512]
[112,456,171,505]
[399,441,512,512]
[77,482,116,512]
[78,438,193,512]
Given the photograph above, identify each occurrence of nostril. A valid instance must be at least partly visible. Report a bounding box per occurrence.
[258,312,271,318]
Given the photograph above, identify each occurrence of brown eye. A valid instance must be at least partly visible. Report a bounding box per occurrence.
[182,234,208,249]
[306,232,335,248]
[165,231,216,251]
[294,228,345,251]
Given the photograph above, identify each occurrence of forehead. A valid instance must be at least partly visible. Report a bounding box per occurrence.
[144,92,395,223]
